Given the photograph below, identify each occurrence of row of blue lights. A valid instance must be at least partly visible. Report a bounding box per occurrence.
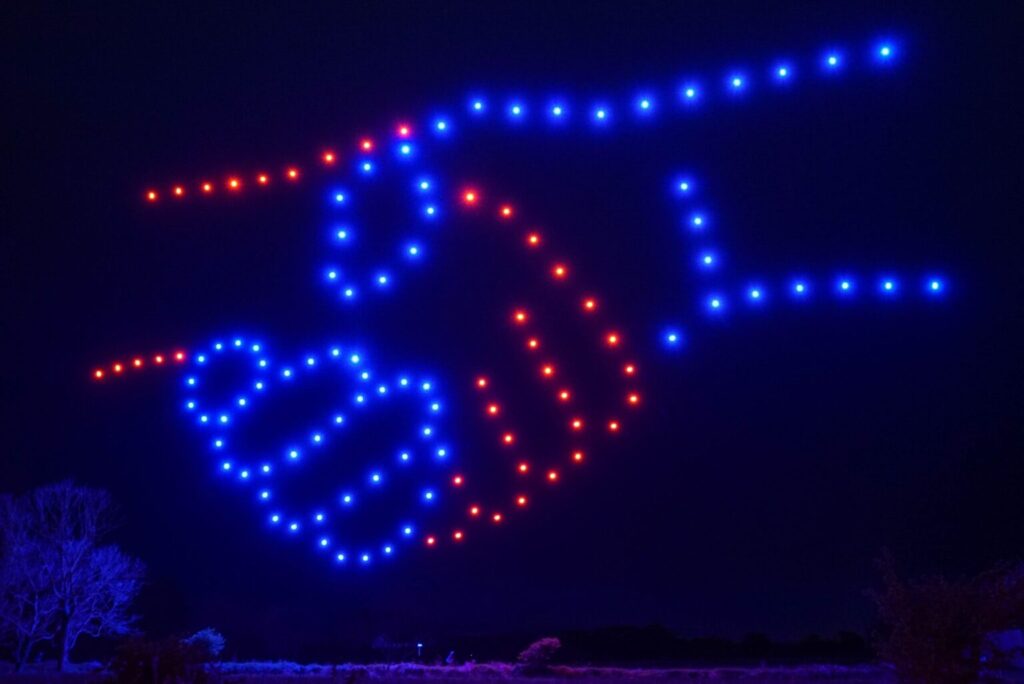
[182,336,450,565]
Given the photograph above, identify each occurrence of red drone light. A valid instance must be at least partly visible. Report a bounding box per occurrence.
[174,351,186,362]
[518,462,529,473]
[512,309,528,324]
[499,204,514,219]
[146,190,158,202]
[526,232,542,248]
[201,182,213,194]
[624,363,636,376]
[573,450,585,463]
[453,530,464,541]
[475,376,489,389]
[257,174,269,185]
[502,432,515,445]
[154,354,165,365]
[627,392,641,406]
[558,389,571,402]
[462,189,479,205]
[469,505,481,517]
[492,513,503,523]
[551,263,568,280]
[526,338,540,350]
[286,167,300,181]
[173,186,185,198]
[541,364,555,378]
[486,403,500,416]
[605,331,621,347]
[425,536,436,546]
[547,470,559,482]
[570,418,584,431]
[452,475,464,486]
[608,420,621,433]
[359,138,374,152]
[227,177,241,191]
[93,369,104,380]
[322,150,336,165]
[112,363,124,374]
[516,495,528,507]
[582,297,598,312]
[132,358,143,369]
[396,124,412,138]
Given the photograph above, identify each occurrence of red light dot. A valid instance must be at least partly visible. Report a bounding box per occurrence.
[174,351,186,362]
[573,450,585,463]
[93,369,104,380]
[606,332,620,347]
[526,232,542,248]
[286,167,299,180]
[172,186,184,197]
[360,138,374,152]
[512,310,528,324]
[526,338,540,350]
[541,364,555,378]
[492,513,503,523]
[547,470,559,482]
[583,298,599,312]
[201,182,213,194]
[132,358,143,368]
[475,376,488,389]
[154,355,165,365]
[145,190,158,202]
[257,174,269,185]
[486,403,500,417]
[322,150,336,165]
[462,189,479,205]
[452,475,464,486]
[502,433,515,445]
[558,389,571,402]
[112,363,123,374]
[627,393,640,406]
[518,462,529,474]
[396,124,411,138]
[469,505,481,517]
[571,418,584,431]
[227,177,241,190]
[426,536,436,546]
[608,420,621,433]
[624,363,636,376]
[499,205,513,219]
[516,496,527,507]
[552,263,568,279]
[453,530,464,541]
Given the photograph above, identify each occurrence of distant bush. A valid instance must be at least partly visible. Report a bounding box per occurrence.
[871,551,1024,684]
[516,637,561,674]
[111,633,218,683]
[184,628,225,660]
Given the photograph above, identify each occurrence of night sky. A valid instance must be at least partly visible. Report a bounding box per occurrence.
[4,1,1022,662]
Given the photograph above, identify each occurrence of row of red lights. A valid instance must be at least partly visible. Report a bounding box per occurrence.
[142,122,419,203]
[92,350,188,380]
[421,187,641,549]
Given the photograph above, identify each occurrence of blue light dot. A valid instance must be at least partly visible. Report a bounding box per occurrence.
[343,287,355,299]
[748,287,762,301]
[384,545,393,555]
[471,99,485,112]
[776,65,790,79]
[639,98,651,110]
[407,244,420,257]
[213,439,224,449]
[423,489,434,501]
[436,447,447,459]
[219,414,229,424]
[330,347,341,357]
[928,278,944,293]
[319,537,329,548]
[430,402,440,412]
[237,397,247,407]
[422,426,433,437]
[334,414,345,425]
[315,513,324,522]
[825,52,842,70]
[262,464,271,473]
[664,329,683,347]
[334,192,346,203]
[881,278,897,294]
[400,451,410,462]
[306,356,316,366]
[336,229,349,241]
[435,118,448,131]
[399,143,412,156]
[879,44,892,58]
[360,371,370,381]
[186,376,196,386]
[371,472,381,484]
[342,494,353,505]
[399,377,410,387]
[730,75,744,89]
[593,107,608,121]
[361,554,370,564]
[221,461,231,471]
[701,252,715,268]
[350,354,360,364]
[692,214,705,228]
[424,205,437,217]
[288,449,299,460]
[270,514,280,524]
[510,103,523,117]
[709,296,723,310]
[258,359,268,368]
[682,85,698,101]
[282,368,293,378]
[240,470,249,479]
[793,281,808,295]
[377,384,388,395]
[251,344,261,352]
[355,394,366,404]
[289,523,299,532]
[418,179,430,192]
[551,104,564,117]
[197,355,206,364]
[186,401,196,410]
[199,415,209,424]
[312,433,323,444]
[421,381,432,392]
[254,381,264,391]
[361,161,373,174]
[403,526,413,536]
[260,490,269,500]
[376,273,389,286]
[214,342,223,351]
[326,269,338,280]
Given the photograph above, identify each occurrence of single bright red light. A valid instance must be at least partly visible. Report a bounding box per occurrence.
[608,420,621,433]
[462,189,479,205]
[499,204,513,218]
[257,173,269,185]
[526,232,541,247]
[624,363,636,376]
[512,309,528,324]
[145,190,158,202]
[526,338,540,350]
[227,177,241,191]
[93,369,104,380]
[492,513,503,523]
[396,124,412,138]
[172,186,185,197]
[605,331,620,347]
[469,505,481,517]
[286,167,299,180]
[132,358,143,368]
[552,263,568,279]
[502,432,515,445]
[426,536,436,546]
[452,475,464,486]
[583,297,598,312]
[453,530,464,541]
[322,150,336,165]
[475,376,488,389]
[154,355,165,365]
[359,138,374,152]
[558,389,571,402]
[201,182,213,193]
[541,364,555,378]
[518,462,529,473]
[174,351,186,362]
[112,363,123,374]
[573,450,585,463]
[627,393,640,406]
[516,495,527,507]
[547,470,559,482]
[571,418,584,431]
[486,403,500,416]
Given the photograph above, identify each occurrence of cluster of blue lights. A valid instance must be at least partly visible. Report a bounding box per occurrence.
[182,336,448,566]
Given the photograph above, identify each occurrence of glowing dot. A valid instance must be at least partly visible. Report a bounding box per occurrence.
[289,449,299,460]
[399,143,412,156]
[593,107,607,121]
[342,494,353,505]
[526,338,540,350]
[826,53,841,68]
[571,418,584,431]
[793,281,808,295]
[462,189,478,205]
[492,513,503,523]
[526,232,541,247]
[476,376,488,389]
[133,358,143,368]
[487,403,499,416]
[452,474,463,486]
[146,190,158,202]
[172,186,184,197]
[400,451,410,462]
[383,546,393,555]
[547,470,559,482]
[271,514,280,523]
[702,253,715,267]
[289,523,299,532]
[371,472,381,484]
[174,351,186,362]
[221,461,231,471]
[500,204,513,218]
[627,393,640,406]
[426,536,436,546]
[573,451,585,463]
[518,462,529,473]
[286,167,299,180]
[748,287,762,301]
[201,182,213,193]
[624,363,636,375]
[928,278,944,293]
[256,174,269,185]
[334,192,346,203]
[469,506,480,516]
[502,433,515,445]
[361,161,373,174]
[638,97,652,111]
[471,99,485,112]
[551,104,564,117]
[322,151,336,164]
[541,364,555,378]
[336,553,346,562]
[510,104,522,117]
[259,490,269,500]
[776,65,790,79]
[418,179,430,191]
[93,369,104,380]
[552,263,568,279]
[453,530,464,541]
[516,495,527,507]
[605,332,620,347]
[582,297,597,312]
[558,389,570,402]
[434,118,448,131]
[730,76,744,89]
[396,124,412,138]
[683,86,698,100]
[664,329,682,346]
[227,177,241,190]
[423,490,434,501]
[403,526,413,536]
[361,553,370,563]
[692,214,704,228]
[359,138,374,152]
[213,439,224,449]
[513,309,528,324]
[608,420,621,433]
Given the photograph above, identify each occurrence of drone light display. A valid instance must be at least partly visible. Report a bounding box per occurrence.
[98,37,950,569]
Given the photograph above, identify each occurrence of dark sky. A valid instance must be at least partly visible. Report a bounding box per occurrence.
[3,0,1022,662]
